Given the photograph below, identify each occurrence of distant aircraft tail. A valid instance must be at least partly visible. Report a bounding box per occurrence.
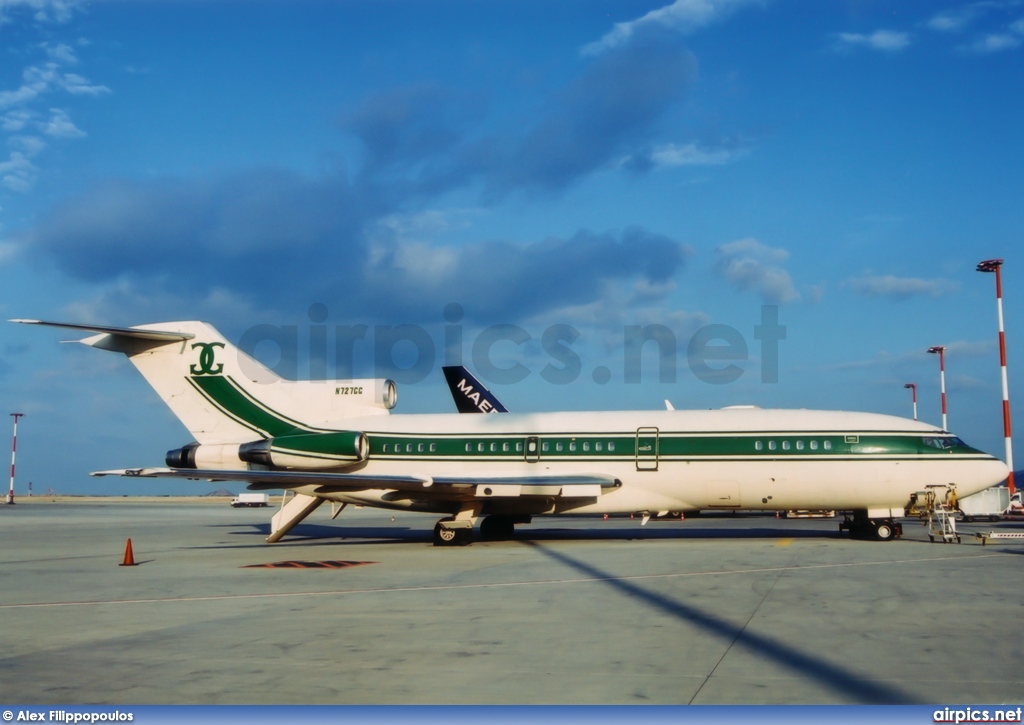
[442,365,509,413]
[11,320,397,445]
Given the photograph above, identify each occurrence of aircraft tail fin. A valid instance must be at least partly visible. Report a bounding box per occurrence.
[442,365,509,413]
[11,319,397,443]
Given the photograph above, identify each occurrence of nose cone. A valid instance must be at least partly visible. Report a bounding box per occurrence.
[959,456,1011,498]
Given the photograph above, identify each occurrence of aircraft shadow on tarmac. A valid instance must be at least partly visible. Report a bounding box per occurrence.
[523,540,920,705]
[197,519,919,703]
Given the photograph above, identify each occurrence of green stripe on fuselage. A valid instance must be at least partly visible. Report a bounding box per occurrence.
[368,432,987,460]
[189,375,305,437]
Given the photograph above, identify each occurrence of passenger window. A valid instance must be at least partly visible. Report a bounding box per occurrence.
[583,442,590,452]
[490,442,497,452]
[383,443,389,453]
[430,443,436,452]
[782,441,790,451]
[477,443,485,452]
[418,443,424,453]
[542,442,550,452]
[810,441,818,450]
[755,441,763,451]
[502,442,509,452]
[824,440,832,450]
[570,442,577,452]
[516,442,523,452]
[796,441,804,450]
[768,441,777,451]
[596,442,603,452]
[608,442,615,452]
[556,442,564,452]
[465,443,471,453]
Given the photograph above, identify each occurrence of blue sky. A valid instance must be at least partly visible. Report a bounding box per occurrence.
[1,0,1023,495]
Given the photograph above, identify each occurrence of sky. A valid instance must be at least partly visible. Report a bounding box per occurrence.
[1,0,1023,495]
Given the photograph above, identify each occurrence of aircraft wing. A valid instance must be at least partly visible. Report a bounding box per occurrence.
[92,468,619,498]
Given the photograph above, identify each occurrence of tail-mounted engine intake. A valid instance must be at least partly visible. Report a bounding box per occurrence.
[167,430,369,471]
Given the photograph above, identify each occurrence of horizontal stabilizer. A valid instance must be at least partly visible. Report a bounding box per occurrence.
[9,319,195,342]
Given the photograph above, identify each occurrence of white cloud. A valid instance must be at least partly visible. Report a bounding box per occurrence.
[9,134,47,156]
[42,108,84,138]
[713,237,800,304]
[649,142,747,167]
[927,6,983,33]
[60,72,110,96]
[843,273,959,299]
[928,3,1023,34]
[1,109,34,132]
[834,30,912,52]
[0,17,108,194]
[43,41,77,64]
[0,82,43,110]
[0,151,39,192]
[966,33,1022,52]
[582,0,763,56]
[0,0,82,25]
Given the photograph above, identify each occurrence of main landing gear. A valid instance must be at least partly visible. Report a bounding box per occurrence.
[433,521,472,547]
[433,515,527,546]
[840,511,902,541]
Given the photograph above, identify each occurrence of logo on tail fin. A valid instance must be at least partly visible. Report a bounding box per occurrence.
[190,342,225,376]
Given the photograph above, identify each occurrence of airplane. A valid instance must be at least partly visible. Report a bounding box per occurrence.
[11,318,1009,546]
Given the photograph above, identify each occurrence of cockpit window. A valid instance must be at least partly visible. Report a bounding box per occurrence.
[923,437,963,449]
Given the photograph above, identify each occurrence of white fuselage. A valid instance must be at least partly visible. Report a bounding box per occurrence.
[291,407,1007,516]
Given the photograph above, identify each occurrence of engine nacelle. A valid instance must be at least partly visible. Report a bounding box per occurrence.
[238,430,369,470]
[167,430,369,471]
[165,441,248,470]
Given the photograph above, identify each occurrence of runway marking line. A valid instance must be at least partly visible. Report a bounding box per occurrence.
[0,551,1012,610]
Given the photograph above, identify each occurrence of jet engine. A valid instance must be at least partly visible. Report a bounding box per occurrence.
[167,430,369,471]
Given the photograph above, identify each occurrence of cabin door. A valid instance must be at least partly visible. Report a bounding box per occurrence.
[635,427,659,471]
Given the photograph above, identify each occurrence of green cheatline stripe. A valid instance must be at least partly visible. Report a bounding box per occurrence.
[189,375,309,437]
[366,432,988,459]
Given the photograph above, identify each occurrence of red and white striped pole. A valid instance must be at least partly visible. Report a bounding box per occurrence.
[978,258,1014,495]
[904,382,918,420]
[8,412,23,505]
[928,346,947,431]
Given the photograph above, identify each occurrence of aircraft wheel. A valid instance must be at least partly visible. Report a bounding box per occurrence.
[874,521,895,542]
[479,515,515,541]
[433,523,472,547]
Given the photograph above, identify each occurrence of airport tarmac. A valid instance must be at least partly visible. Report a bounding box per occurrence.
[1,499,1023,705]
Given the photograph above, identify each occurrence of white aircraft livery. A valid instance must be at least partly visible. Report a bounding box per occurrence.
[12,319,1009,546]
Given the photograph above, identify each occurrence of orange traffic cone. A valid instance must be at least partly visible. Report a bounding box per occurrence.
[119,538,138,567]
